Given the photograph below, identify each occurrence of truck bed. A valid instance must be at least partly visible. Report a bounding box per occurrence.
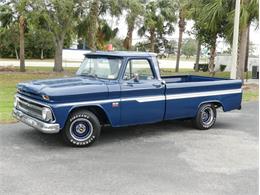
[162,75,225,83]
[162,75,242,120]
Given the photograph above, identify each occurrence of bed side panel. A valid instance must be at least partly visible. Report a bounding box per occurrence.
[164,79,242,120]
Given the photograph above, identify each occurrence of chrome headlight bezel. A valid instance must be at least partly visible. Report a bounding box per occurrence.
[42,107,53,122]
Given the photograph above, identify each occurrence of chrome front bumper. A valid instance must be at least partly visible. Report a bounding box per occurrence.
[13,108,60,134]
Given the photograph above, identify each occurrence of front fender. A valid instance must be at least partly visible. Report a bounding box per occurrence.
[52,101,120,129]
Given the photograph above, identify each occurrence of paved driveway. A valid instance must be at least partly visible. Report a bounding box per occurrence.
[0,102,258,195]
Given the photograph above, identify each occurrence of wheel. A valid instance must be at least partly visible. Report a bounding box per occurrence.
[62,110,101,147]
[192,104,217,130]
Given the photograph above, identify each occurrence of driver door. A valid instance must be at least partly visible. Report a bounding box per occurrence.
[120,58,165,126]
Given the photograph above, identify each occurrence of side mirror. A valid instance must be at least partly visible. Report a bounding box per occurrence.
[133,73,139,82]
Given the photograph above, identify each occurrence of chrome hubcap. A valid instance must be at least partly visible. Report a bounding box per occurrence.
[76,124,87,134]
[201,107,214,125]
[70,118,93,141]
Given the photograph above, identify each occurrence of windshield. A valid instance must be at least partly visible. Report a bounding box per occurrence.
[76,57,123,80]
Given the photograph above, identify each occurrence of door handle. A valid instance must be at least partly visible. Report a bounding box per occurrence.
[124,82,134,87]
[152,83,162,88]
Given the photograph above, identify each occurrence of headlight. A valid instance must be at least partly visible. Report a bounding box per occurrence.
[14,96,18,108]
[42,107,53,121]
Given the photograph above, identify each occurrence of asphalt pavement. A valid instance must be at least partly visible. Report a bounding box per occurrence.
[0,101,258,195]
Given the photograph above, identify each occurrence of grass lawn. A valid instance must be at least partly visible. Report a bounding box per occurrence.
[0,67,258,123]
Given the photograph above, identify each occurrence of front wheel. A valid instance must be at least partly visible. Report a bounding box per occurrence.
[192,104,217,130]
[62,110,101,147]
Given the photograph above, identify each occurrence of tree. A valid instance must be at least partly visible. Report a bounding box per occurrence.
[77,0,122,51]
[0,0,32,72]
[193,0,229,76]
[182,38,197,58]
[0,24,19,58]
[96,19,118,50]
[235,0,258,80]
[185,1,203,72]
[87,0,100,51]
[175,0,192,72]
[138,0,177,52]
[27,13,54,59]
[220,0,258,80]
[110,37,125,51]
[123,0,144,50]
[0,4,19,59]
[40,0,79,72]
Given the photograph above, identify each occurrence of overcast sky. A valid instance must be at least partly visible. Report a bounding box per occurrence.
[106,12,260,52]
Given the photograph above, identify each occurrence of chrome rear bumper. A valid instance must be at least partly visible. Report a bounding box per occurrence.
[13,108,60,134]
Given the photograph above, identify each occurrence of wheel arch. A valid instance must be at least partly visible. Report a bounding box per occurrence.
[68,105,111,126]
[198,100,225,111]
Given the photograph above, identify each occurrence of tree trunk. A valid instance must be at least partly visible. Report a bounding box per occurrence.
[194,40,201,72]
[87,0,100,51]
[245,24,250,81]
[236,25,248,82]
[175,10,185,72]
[53,38,64,72]
[208,38,216,77]
[149,29,155,52]
[41,48,44,60]
[19,15,25,72]
[123,24,134,50]
[14,47,19,60]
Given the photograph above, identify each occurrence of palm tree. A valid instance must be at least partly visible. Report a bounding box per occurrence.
[196,0,228,76]
[18,14,25,72]
[87,0,100,51]
[123,0,144,50]
[138,0,177,52]
[15,0,30,72]
[175,0,188,72]
[236,0,259,80]
[0,1,29,72]
[96,19,118,50]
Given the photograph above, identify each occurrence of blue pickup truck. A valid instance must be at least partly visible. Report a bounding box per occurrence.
[13,51,242,146]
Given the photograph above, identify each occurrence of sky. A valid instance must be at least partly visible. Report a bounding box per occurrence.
[106,12,260,53]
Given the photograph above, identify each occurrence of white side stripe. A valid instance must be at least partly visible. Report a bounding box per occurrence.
[122,95,165,103]
[166,88,242,100]
[58,88,242,106]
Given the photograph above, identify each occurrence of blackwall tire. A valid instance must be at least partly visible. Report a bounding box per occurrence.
[192,104,217,130]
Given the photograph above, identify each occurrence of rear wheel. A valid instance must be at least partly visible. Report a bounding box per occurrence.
[62,110,101,147]
[192,104,217,130]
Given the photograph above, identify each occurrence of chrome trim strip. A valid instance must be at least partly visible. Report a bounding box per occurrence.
[57,98,121,107]
[166,88,242,100]
[16,94,50,108]
[13,108,60,134]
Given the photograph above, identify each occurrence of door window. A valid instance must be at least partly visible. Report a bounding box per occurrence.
[123,59,154,80]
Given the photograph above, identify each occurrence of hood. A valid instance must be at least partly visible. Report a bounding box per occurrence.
[17,76,109,103]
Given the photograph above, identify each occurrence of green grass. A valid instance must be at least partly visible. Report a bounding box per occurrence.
[242,84,259,102]
[0,68,76,123]
[0,67,258,123]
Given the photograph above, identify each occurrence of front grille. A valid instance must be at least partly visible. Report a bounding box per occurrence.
[17,97,43,120]
[18,89,41,99]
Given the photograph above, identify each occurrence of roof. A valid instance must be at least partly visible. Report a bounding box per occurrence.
[84,51,157,57]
